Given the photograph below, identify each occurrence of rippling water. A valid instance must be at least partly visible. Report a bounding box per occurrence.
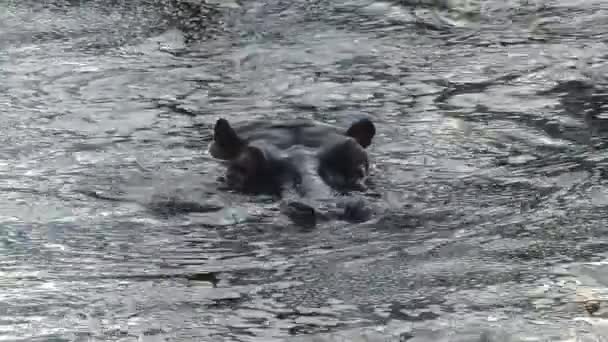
[2,0,608,341]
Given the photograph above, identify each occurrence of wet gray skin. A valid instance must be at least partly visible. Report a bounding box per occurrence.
[3,0,608,341]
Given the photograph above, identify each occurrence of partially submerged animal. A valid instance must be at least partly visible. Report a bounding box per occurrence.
[209,117,376,193]
[208,117,377,225]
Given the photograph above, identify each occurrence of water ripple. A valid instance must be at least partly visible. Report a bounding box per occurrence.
[2,0,608,340]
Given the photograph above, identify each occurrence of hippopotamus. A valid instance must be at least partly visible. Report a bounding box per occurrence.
[208,117,377,226]
[209,117,375,191]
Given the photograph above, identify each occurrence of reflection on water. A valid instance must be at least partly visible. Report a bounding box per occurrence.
[2,0,608,340]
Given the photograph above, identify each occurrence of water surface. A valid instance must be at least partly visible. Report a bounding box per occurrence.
[2,0,608,341]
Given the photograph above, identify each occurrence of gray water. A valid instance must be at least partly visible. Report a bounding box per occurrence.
[2,0,608,341]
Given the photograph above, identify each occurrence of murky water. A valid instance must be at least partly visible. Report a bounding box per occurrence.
[2,0,608,341]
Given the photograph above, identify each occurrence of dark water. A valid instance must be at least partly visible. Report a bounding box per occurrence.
[2,0,608,340]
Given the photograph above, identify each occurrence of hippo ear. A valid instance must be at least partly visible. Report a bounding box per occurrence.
[211,118,245,159]
[346,118,376,148]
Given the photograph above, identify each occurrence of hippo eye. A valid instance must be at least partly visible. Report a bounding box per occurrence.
[228,164,247,177]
